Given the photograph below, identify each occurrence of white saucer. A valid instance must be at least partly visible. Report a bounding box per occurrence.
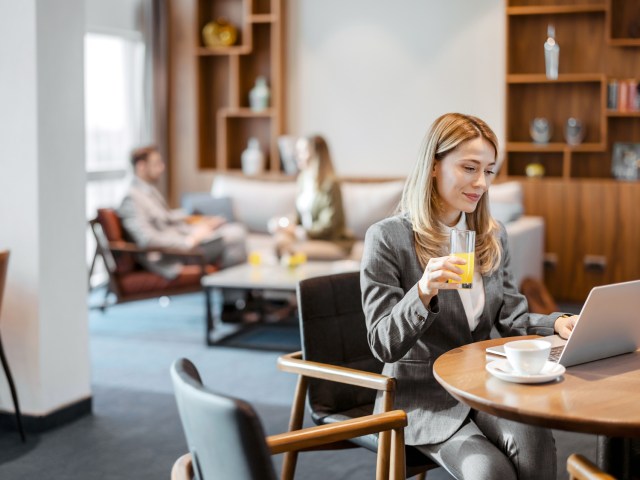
[486,359,565,384]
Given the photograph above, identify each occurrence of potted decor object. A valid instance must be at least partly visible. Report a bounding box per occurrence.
[241,137,265,176]
[249,76,270,112]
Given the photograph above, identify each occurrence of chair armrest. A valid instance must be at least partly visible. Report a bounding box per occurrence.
[171,453,193,480]
[277,351,395,392]
[567,454,615,480]
[267,410,407,455]
[109,241,206,260]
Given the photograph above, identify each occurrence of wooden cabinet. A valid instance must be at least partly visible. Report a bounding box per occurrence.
[171,0,284,173]
[505,0,640,300]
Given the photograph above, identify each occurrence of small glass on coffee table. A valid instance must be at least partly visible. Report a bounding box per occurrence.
[201,260,360,346]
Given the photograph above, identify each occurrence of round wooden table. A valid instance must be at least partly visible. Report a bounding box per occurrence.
[433,336,640,478]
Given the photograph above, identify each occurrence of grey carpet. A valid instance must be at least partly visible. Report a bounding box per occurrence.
[0,291,598,479]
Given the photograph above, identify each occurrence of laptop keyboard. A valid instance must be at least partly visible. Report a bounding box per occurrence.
[549,345,564,363]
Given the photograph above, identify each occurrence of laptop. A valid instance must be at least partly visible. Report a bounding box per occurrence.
[486,280,640,367]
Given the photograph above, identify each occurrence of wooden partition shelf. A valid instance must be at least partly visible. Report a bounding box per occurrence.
[195,0,283,171]
[505,0,640,301]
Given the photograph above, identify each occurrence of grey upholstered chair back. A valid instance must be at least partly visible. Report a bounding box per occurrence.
[170,358,277,480]
[297,271,383,419]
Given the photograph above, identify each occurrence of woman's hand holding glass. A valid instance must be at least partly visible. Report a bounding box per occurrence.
[418,255,467,305]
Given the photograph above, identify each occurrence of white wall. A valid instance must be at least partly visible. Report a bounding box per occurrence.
[287,0,505,177]
[0,0,90,415]
[85,0,142,35]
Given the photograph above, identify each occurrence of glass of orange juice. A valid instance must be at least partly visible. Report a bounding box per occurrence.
[450,229,475,289]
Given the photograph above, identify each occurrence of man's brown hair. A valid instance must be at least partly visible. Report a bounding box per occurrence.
[130,145,159,168]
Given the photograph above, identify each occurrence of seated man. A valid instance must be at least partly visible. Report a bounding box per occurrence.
[118,145,247,280]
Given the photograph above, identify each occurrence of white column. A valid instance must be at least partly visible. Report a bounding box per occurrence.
[0,0,91,418]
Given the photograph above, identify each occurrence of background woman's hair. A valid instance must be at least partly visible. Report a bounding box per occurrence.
[307,135,336,189]
[400,113,502,274]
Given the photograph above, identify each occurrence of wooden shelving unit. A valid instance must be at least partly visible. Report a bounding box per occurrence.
[505,0,640,300]
[195,0,284,171]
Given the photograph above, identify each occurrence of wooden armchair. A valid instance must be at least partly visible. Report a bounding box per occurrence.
[568,454,616,480]
[89,208,215,310]
[277,272,438,480]
[170,358,409,480]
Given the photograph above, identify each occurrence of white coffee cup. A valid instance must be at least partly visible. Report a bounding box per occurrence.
[503,339,551,375]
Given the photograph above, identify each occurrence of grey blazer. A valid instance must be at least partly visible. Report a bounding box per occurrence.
[360,214,561,446]
[118,177,194,279]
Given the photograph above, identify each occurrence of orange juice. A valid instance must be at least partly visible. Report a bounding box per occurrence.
[451,251,474,288]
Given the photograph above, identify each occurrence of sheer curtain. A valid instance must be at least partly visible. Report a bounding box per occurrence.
[85,31,145,285]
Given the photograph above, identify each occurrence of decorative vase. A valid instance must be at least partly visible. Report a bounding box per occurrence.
[202,18,237,47]
[530,118,552,144]
[241,137,265,176]
[525,162,545,178]
[544,24,559,80]
[564,118,585,146]
[249,76,270,112]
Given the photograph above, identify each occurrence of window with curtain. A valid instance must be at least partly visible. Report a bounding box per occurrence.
[85,31,146,284]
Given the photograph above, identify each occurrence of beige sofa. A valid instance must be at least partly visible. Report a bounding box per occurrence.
[183,174,543,287]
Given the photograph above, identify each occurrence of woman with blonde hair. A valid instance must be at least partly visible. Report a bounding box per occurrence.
[361,113,577,479]
[272,134,353,260]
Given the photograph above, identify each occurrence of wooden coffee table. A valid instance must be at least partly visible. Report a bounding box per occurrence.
[201,260,360,346]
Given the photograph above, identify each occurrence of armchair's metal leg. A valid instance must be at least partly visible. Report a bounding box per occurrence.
[281,375,308,480]
[204,287,214,346]
[0,335,25,442]
[414,473,426,480]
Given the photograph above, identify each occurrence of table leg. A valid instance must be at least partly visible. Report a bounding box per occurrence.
[205,286,214,346]
[597,436,636,479]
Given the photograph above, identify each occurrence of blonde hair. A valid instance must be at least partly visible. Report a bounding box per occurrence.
[400,113,502,274]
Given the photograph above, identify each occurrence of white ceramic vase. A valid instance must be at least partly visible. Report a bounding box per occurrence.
[241,137,265,176]
[249,76,270,112]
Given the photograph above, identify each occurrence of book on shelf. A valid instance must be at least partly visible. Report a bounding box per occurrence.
[609,79,640,112]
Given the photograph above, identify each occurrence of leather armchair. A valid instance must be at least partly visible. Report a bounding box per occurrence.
[277,271,437,480]
[170,358,409,479]
[89,208,216,310]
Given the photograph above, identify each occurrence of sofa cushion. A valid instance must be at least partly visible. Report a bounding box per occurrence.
[488,181,524,225]
[211,175,297,233]
[341,180,404,239]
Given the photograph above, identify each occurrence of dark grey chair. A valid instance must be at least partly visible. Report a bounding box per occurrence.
[0,250,25,442]
[170,358,409,480]
[277,271,438,480]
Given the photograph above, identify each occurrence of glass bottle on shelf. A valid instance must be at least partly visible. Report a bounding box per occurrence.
[544,24,559,80]
[249,76,270,112]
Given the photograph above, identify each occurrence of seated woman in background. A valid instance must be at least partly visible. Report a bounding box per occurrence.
[271,135,354,260]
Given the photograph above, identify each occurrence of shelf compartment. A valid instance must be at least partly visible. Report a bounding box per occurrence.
[570,152,612,178]
[239,23,273,109]
[507,82,603,144]
[608,0,640,43]
[508,13,605,75]
[197,0,247,48]
[217,115,273,171]
[198,56,232,169]
[253,0,273,15]
[506,152,565,178]
[507,5,606,15]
